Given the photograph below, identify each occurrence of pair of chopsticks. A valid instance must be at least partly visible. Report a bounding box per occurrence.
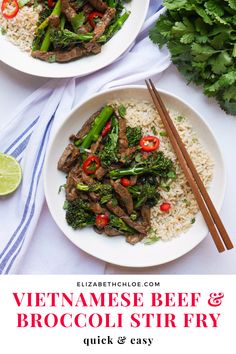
[146,79,233,253]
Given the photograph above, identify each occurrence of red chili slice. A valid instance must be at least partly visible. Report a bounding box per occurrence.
[95,214,109,229]
[82,155,100,175]
[160,202,171,212]
[140,136,160,152]
[102,120,111,137]
[88,11,103,28]
[1,0,19,19]
[48,0,54,8]
[120,177,131,187]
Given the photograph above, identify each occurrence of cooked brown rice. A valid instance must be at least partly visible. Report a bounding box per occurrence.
[111,99,214,243]
[0,2,41,52]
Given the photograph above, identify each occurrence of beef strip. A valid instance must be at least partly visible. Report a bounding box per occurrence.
[106,201,147,234]
[89,202,106,214]
[95,166,107,180]
[78,22,93,34]
[130,175,138,186]
[57,143,80,173]
[141,205,151,227]
[118,117,129,154]
[89,192,100,202]
[32,39,101,63]
[122,215,147,235]
[125,234,145,245]
[70,110,101,142]
[93,225,103,234]
[61,0,77,22]
[66,185,78,201]
[83,3,94,16]
[83,41,102,54]
[112,180,133,214]
[32,47,87,63]
[81,171,94,185]
[48,14,60,28]
[120,146,137,164]
[88,0,108,12]
[104,226,121,237]
[90,135,103,154]
[65,163,82,200]
[93,7,116,40]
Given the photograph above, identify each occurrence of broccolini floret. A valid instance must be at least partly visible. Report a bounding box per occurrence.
[65,199,95,229]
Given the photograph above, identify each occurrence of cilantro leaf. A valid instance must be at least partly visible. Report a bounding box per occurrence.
[149,0,236,115]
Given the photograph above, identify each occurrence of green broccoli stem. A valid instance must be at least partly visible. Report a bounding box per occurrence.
[60,15,66,30]
[109,166,151,179]
[80,106,114,149]
[49,29,107,48]
[109,161,174,179]
[40,0,62,52]
[40,30,51,52]
[76,183,89,191]
[37,0,62,33]
[106,11,130,39]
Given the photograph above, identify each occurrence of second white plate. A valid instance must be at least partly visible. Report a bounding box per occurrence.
[0,0,149,78]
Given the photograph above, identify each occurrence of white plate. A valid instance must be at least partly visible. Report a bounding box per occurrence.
[44,86,226,268]
[0,1,149,78]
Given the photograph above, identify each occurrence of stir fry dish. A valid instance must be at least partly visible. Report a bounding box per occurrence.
[58,103,177,245]
[0,0,131,63]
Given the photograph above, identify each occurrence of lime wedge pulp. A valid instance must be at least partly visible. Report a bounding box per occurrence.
[0,153,22,196]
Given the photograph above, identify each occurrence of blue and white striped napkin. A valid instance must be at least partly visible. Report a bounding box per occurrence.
[0,0,170,274]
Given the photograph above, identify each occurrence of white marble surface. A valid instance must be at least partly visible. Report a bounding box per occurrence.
[0,59,235,274]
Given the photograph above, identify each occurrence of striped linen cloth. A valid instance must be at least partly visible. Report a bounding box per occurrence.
[0,0,170,274]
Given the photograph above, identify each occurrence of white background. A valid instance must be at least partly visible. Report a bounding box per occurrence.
[0,61,235,274]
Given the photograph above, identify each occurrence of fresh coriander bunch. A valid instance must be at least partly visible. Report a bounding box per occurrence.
[149,0,236,115]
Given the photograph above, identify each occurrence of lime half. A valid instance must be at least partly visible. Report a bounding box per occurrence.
[0,153,22,196]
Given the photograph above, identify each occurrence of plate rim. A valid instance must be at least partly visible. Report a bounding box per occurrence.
[43,85,226,268]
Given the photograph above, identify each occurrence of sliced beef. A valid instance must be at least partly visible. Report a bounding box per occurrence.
[104,226,121,237]
[83,41,102,54]
[141,205,151,227]
[118,117,129,154]
[122,215,147,235]
[81,171,94,185]
[58,143,80,173]
[130,175,138,186]
[65,163,82,201]
[120,146,137,163]
[66,186,78,201]
[93,7,116,40]
[93,225,103,234]
[70,110,101,142]
[88,0,108,12]
[61,0,77,22]
[112,180,133,214]
[142,151,150,160]
[126,234,145,245]
[89,192,100,202]
[83,3,94,16]
[90,135,103,154]
[89,202,106,214]
[78,22,93,34]
[106,201,125,218]
[32,47,88,63]
[95,166,107,180]
[48,14,60,28]
[106,201,147,234]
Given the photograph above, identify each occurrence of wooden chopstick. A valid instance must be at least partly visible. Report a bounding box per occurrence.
[146,79,234,253]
